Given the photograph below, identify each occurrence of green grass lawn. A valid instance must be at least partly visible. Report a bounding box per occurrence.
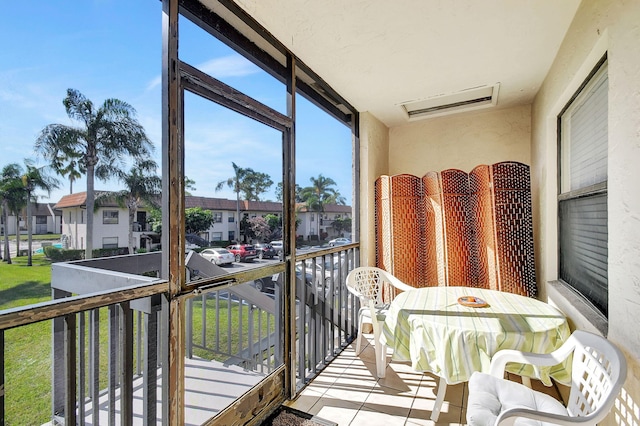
[1,255,277,424]
[11,233,61,242]
[1,254,54,425]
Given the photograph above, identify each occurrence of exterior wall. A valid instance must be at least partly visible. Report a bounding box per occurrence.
[93,207,131,249]
[388,104,531,176]
[359,112,390,266]
[63,207,153,251]
[1,211,61,235]
[531,0,640,423]
[61,207,86,250]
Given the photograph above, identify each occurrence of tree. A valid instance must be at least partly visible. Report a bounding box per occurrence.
[185,207,214,235]
[275,182,303,203]
[185,176,197,196]
[148,207,162,235]
[36,88,153,259]
[247,216,271,242]
[104,159,161,254]
[299,174,346,237]
[332,217,352,237]
[51,149,83,194]
[0,163,24,263]
[21,160,59,265]
[215,162,274,241]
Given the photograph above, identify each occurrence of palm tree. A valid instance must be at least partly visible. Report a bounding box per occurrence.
[216,162,243,242]
[105,159,161,254]
[299,174,345,238]
[52,150,83,194]
[0,164,25,264]
[21,161,59,266]
[215,162,273,242]
[36,88,153,259]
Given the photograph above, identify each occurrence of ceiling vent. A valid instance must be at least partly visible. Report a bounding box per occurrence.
[401,83,500,121]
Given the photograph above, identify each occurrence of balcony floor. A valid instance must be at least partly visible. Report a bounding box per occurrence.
[285,334,564,426]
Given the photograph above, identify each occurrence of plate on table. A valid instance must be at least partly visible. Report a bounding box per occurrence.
[457,296,488,308]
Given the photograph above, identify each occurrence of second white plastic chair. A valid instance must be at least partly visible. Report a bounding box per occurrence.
[345,266,413,378]
[466,330,627,426]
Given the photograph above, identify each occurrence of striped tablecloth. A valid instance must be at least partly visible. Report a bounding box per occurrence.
[380,286,570,385]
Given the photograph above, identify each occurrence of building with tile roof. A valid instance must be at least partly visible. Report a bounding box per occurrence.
[52,191,351,250]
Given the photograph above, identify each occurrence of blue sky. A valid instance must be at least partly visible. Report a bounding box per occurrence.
[1,1,353,205]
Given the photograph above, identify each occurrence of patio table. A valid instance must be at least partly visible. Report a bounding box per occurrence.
[380,286,570,420]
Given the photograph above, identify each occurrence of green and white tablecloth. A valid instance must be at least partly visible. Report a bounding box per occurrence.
[380,286,571,385]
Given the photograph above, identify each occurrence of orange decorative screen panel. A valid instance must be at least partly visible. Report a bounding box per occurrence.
[375,162,536,297]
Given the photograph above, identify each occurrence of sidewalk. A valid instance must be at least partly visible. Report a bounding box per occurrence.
[1,239,45,258]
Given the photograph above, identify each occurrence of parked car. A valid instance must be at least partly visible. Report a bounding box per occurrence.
[253,276,275,292]
[328,237,351,247]
[270,240,284,260]
[270,266,314,294]
[254,243,277,259]
[199,248,234,266]
[226,244,258,262]
[186,233,209,248]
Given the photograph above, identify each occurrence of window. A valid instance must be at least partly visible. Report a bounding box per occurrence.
[211,232,222,241]
[558,57,608,317]
[102,237,118,249]
[103,210,119,225]
[36,216,47,224]
[212,212,222,223]
[228,214,234,223]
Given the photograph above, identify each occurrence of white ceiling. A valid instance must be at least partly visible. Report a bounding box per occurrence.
[225,0,582,127]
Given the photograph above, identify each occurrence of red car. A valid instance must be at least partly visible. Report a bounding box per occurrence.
[226,244,258,262]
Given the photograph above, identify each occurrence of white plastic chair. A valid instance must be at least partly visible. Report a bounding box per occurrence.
[467,330,627,426]
[345,266,413,378]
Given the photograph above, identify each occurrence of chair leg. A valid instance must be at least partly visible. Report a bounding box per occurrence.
[373,324,386,378]
[375,341,387,378]
[355,330,363,355]
[430,377,447,421]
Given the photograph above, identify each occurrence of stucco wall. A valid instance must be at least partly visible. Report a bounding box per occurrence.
[359,112,389,266]
[531,0,640,424]
[388,104,531,176]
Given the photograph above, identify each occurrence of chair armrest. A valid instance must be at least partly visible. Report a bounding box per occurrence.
[381,271,414,292]
[497,407,579,426]
[488,339,575,378]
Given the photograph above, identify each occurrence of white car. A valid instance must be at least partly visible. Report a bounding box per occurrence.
[199,248,235,266]
[328,237,351,247]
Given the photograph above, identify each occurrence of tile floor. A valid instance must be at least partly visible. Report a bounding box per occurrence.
[285,335,563,426]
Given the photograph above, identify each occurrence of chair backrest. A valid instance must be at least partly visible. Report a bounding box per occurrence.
[566,330,627,422]
[345,267,387,306]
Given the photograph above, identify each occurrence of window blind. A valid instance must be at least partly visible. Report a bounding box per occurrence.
[559,194,608,315]
[558,58,608,317]
[567,74,608,191]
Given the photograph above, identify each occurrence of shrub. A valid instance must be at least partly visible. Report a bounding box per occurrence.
[92,248,129,258]
[43,247,83,262]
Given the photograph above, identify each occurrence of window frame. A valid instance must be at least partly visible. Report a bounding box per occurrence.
[557,54,608,317]
[102,210,119,225]
[102,236,118,249]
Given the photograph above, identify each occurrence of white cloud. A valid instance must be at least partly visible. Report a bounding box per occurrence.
[145,54,259,92]
[197,55,260,78]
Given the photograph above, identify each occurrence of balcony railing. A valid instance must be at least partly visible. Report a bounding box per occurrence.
[0,245,358,425]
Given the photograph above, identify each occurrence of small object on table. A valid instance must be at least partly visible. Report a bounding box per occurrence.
[457,296,488,307]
